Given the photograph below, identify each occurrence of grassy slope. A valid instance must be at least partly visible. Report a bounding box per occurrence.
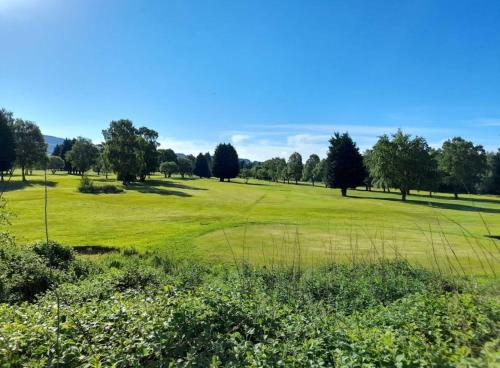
[2,171,499,275]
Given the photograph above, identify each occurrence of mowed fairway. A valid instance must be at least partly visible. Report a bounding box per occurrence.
[2,171,500,276]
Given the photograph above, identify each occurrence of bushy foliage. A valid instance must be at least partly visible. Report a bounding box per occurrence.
[77,175,123,194]
[0,240,94,303]
[0,240,498,367]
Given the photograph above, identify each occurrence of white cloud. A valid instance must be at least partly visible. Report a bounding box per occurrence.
[231,134,250,144]
[158,137,214,155]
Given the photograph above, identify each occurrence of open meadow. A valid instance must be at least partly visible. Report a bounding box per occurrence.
[3,171,499,276]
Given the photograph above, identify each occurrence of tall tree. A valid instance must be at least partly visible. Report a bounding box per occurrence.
[315,159,328,187]
[204,152,213,176]
[0,109,16,181]
[158,148,178,164]
[137,127,160,181]
[302,154,320,186]
[12,119,47,181]
[159,161,178,178]
[212,143,240,182]
[193,153,211,178]
[177,157,193,178]
[486,150,500,194]
[102,119,142,185]
[287,152,303,184]
[369,130,433,201]
[47,156,64,174]
[325,132,365,196]
[66,137,99,175]
[364,135,395,192]
[53,138,76,174]
[439,137,487,199]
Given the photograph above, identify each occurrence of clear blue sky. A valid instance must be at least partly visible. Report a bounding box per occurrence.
[1,0,499,160]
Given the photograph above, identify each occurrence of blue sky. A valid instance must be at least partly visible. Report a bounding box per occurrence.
[0,0,499,160]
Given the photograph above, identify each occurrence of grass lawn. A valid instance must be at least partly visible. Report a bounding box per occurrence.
[2,171,499,276]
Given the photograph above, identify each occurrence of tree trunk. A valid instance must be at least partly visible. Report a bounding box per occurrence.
[401,189,406,201]
[454,192,459,199]
[219,177,223,182]
[312,180,315,186]
[407,189,411,195]
[341,188,347,197]
[228,178,231,182]
[295,180,298,185]
[21,165,26,181]
[429,191,432,197]
[0,172,3,182]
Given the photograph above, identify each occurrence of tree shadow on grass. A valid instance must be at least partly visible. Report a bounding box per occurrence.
[351,195,500,214]
[409,192,500,206]
[1,179,58,192]
[125,183,192,197]
[229,181,270,187]
[144,179,207,191]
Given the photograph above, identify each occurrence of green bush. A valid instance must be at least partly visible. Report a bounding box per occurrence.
[78,176,123,194]
[32,241,74,269]
[0,241,498,366]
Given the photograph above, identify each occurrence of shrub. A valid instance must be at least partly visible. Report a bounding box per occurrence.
[78,175,123,194]
[32,241,74,269]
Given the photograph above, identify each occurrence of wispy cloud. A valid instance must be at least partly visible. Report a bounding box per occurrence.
[473,118,500,127]
[231,134,251,144]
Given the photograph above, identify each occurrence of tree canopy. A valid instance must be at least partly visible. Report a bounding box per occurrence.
[66,137,98,175]
[325,132,365,196]
[0,109,16,181]
[12,119,47,181]
[303,154,321,186]
[193,153,211,178]
[438,137,487,198]
[287,152,303,184]
[212,143,239,182]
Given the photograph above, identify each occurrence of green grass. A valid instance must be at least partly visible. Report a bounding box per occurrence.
[2,171,500,276]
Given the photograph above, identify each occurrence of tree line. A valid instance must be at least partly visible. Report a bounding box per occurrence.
[247,129,499,200]
[1,108,499,199]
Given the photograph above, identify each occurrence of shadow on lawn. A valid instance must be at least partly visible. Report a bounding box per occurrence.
[352,195,500,214]
[1,179,58,192]
[145,179,207,191]
[125,182,192,197]
[409,192,500,206]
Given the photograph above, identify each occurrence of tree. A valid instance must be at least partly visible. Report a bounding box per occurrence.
[417,148,441,197]
[364,135,395,192]
[204,152,213,176]
[102,119,142,185]
[315,159,328,187]
[302,154,320,186]
[158,148,177,164]
[369,130,433,201]
[177,157,193,178]
[486,150,500,194]
[0,109,16,181]
[47,156,64,174]
[137,127,159,181]
[438,137,487,199]
[160,161,178,178]
[193,153,211,178]
[287,152,303,184]
[325,133,365,196]
[212,143,239,182]
[12,119,47,181]
[53,138,76,174]
[240,168,251,183]
[66,137,98,176]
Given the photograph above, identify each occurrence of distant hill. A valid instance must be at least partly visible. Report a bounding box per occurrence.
[43,135,64,154]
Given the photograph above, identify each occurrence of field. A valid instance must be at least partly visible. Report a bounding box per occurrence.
[2,171,499,276]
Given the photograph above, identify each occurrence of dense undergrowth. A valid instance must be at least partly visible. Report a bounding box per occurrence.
[0,234,498,367]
